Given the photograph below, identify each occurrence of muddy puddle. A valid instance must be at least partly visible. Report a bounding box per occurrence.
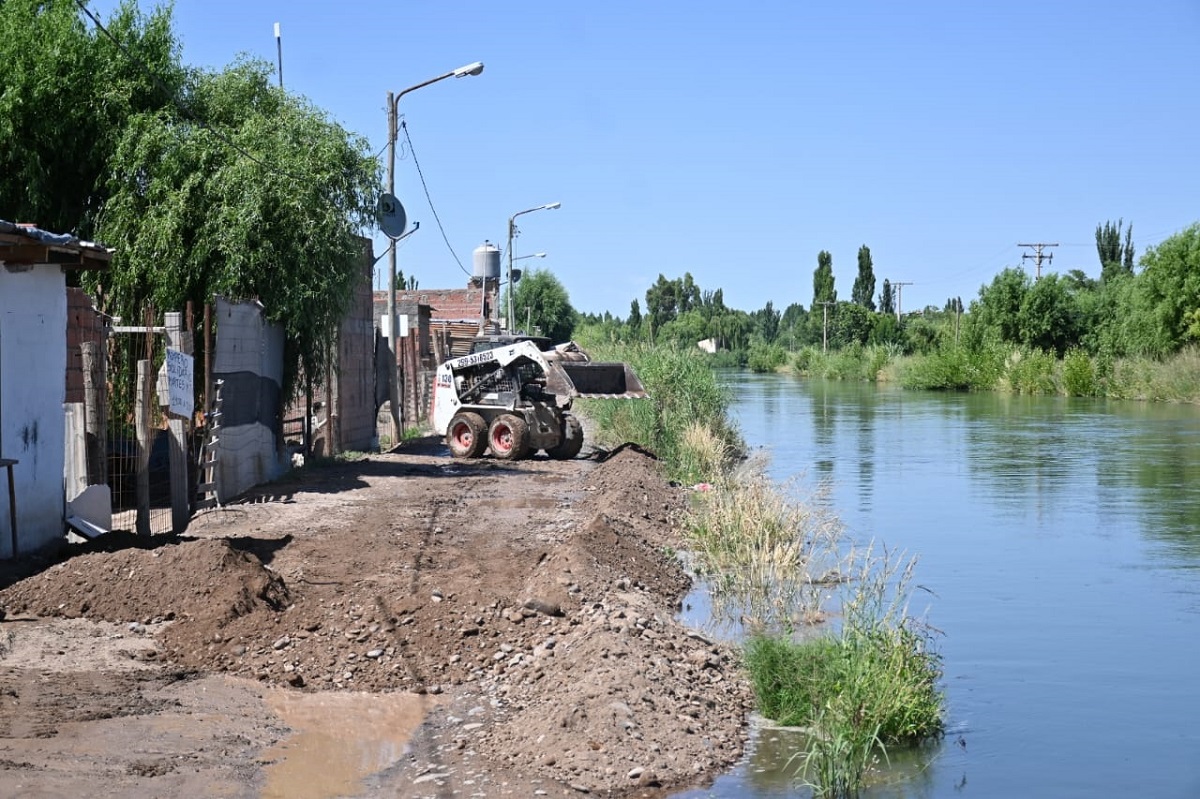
[261,689,438,799]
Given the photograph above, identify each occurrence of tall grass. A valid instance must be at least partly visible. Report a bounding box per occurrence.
[898,343,1006,391]
[572,339,743,484]
[683,463,843,631]
[897,344,1200,401]
[745,548,944,797]
[792,343,902,382]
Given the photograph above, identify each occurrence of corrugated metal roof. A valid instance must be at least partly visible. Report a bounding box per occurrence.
[0,219,113,270]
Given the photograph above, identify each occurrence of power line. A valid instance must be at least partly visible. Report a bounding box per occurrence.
[1018,242,1058,279]
[399,119,470,277]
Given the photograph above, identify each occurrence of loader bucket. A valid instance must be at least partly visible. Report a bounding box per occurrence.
[556,361,648,399]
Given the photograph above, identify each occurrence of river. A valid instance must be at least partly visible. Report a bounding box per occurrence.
[676,373,1200,798]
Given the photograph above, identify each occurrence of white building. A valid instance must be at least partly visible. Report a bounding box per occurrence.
[0,220,111,557]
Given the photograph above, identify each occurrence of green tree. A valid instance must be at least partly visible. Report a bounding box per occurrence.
[813,250,837,305]
[92,58,379,396]
[831,301,872,347]
[754,300,781,343]
[780,302,809,347]
[627,299,642,333]
[1096,219,1135,283]
[852,245,877,310]
[1017,273,1079,354]
[879,279,895,316]
[511,268,578,343]
[1121,223,1200,356]
[971,267,1030,345]
[0,0,183,236]
[645,274,680,333]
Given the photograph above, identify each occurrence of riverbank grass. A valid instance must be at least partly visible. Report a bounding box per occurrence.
[683,469,841,630]
[745,550,944,797]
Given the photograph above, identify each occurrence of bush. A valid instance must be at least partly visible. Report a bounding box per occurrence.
[747,341,788,373]
[744,550,944,797]
[1004,348,1057,394]
[1061,348,1097,397]
[572,339,743,483]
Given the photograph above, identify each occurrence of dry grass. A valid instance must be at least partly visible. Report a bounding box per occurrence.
[684,459,845,633]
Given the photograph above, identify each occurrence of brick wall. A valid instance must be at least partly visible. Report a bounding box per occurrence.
[65,288,105,405]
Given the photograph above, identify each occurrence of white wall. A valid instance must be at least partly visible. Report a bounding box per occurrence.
[0,266,68,556]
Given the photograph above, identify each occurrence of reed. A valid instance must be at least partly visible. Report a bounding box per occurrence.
[744,547,944,797]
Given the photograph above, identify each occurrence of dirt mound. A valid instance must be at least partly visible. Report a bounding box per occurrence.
[0,537,289,628]
[0,444,752,798]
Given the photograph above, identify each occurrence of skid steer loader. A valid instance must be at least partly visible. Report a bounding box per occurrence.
[431,339,646,460]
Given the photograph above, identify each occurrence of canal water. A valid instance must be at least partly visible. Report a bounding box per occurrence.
[676,373,1200,798]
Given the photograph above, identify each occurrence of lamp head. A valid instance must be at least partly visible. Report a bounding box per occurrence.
[543,202,561,210]
[453,61,485,78]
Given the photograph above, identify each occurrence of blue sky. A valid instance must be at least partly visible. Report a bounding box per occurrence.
[94,1,1200,316]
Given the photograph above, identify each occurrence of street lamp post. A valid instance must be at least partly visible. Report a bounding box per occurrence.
[506,204,560,330]
[384,61,482,442]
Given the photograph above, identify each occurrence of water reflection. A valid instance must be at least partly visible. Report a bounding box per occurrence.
[706,373,1200,798]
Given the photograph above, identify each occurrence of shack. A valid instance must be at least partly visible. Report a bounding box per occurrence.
[0,220,111,557]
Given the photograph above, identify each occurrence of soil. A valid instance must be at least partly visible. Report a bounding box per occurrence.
[0,435,753,798]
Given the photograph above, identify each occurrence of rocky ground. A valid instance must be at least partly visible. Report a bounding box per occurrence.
[0,436,754,798]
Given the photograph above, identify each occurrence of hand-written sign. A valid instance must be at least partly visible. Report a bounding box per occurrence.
[165,347,194,418]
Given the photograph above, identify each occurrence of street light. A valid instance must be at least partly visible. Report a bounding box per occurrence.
[507,204,560,330]
[384,61,483,440]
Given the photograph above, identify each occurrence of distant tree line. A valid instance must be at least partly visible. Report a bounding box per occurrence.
[578,220,1200,371]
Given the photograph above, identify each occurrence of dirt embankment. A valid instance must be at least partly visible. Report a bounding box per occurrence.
[0,438,752,798]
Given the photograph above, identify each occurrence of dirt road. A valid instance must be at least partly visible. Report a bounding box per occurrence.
[0,437,752,798]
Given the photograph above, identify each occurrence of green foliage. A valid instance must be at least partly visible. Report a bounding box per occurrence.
[0,0,183,236]
[852,244,877,310]
[879,279,895,316]
[570,337,742,484]
[792,343,901,382]
[972,267,1029,344]
[831,302,872,348]
[747,340,787,373]
[510,267,577,342]
[754,300,781,343]
[744,551,944,797]
[813,250,837,305]
[91,58,379,399]
[1096,218,1135,282]
[1017,274,1080,355]
[1125,223,1200,357]
[898,343,1006,391]
[1061,348,1097,396]
[1002,348,1058,394]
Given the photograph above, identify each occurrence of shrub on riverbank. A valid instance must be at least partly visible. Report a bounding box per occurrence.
[682,468,842,631]
[571,339,742,484]
[579,337,944,796]
[745,551,944,797]
[792,343,899,382]
[897,344,1200,400]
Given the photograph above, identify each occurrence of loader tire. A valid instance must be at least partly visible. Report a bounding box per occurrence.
[488,414,531,460]
[447,412,487,458]
[547,413,584,460]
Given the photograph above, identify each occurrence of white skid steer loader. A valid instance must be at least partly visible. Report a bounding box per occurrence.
[431,340,647,460]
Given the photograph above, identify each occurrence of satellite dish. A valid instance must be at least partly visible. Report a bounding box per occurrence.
[511,268,523,283]
[378,193,407,239]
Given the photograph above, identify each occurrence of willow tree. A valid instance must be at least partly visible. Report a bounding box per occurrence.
[0,0,182,235]
[92,59,379,396]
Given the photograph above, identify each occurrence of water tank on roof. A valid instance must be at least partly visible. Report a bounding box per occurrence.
[473,241,500,280]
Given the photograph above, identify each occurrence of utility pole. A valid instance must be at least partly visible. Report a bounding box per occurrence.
[892,282,913,321]
[1019,242,1058,279]
[816,301,835,352]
